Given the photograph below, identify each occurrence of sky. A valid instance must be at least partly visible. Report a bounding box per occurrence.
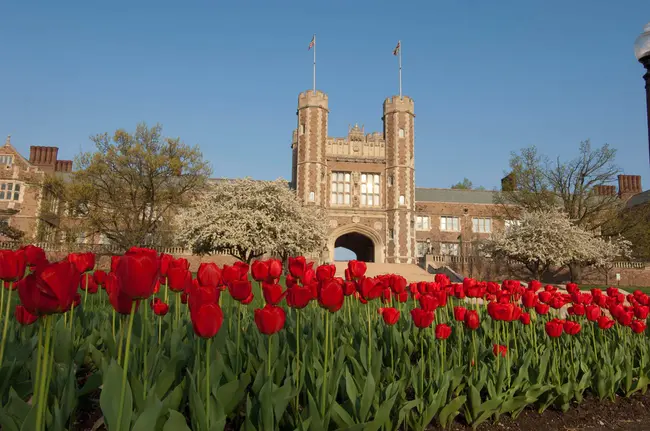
[1,1,650,193]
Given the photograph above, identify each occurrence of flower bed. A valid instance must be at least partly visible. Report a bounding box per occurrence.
[0,246,648,431]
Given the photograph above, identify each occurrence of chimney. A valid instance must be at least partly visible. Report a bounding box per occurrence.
[594,185,616,196]
[618,174,642,199]
[501,173,516,192]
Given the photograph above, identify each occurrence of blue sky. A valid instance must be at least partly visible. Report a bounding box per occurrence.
[1,1,650,191]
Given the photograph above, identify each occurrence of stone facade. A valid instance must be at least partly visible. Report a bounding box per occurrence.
[290,89,647,266]
[0,136,72,242]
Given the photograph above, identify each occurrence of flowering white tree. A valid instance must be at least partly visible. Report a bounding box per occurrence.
[482,208,629,280]
[589,235,633,284]
[175,178,328,263]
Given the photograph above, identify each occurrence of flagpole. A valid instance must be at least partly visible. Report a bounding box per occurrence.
[398,40,402,99]
[313,34,316,94]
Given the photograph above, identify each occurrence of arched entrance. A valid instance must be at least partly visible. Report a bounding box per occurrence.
[335,232,375,262]
[328,224,384,263]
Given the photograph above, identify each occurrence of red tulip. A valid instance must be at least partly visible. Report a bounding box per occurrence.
[159,253,174,277]
[343,281,356,296]
[152,301,169,316]
[251,260,270,282]
[111,255,120,273]
[435,323,452,340]
[411,308,435,328]
[191,303,224,338]
[568,303,585,316]
[418,294,439,312]
[493,344,507,357]
[585,304,602,321]
[113,251,160,300]
[254,304,286,335]
[390,275,408,294]
[106,273,139,315]
[286,285,312,309]
[316,264,336,282]
[318,279,344,312]
[168,267,191,293]
[563,320,581,335]
[169,257,190,271]
[631,320,647,334]
[464,310,480,330]
[534,303,550,315]
[15,304,38,325]
[545,318,564,337]
[519,312,531,325]
[634,306,649,320]
[521,290,538,308]
[20,245,47,268]
[378,307,400,325]
[180,291,189,304]
[262,282,286,305]
[93,270,107,287]
[487,302,521,322]
[347,260,367,279]
[454,306,467,322]
[188,282,219,311]
[228,279,252,302]
[17,261,80,315]
[241,292,254,305]
[359,277,383,300]
[222,262,249,284]
[67,252,95,273]
[288,256,312,280]
[81,273,98,293]
[197,263,222,289]
[0,249,26,282]
[597,315,615,330]
[395,291,408,303]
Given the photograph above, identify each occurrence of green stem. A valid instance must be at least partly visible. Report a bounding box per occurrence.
[83,274,88,307]
[206,337,211,429]
[267,333,272,377]
[320,311,330,418]
[35,315,52,431]
[158,316,162,345]
[33,322,43,408]
[0,283,13,366]
[367,304,372,369]
[236,303,242,374]
[143,304,148,400]
[117,316,125,367]
[112,309,116,340]
[0,281,5,327]
[116,301,137,431]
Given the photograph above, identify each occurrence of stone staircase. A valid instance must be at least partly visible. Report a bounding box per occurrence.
[333,261,440,282]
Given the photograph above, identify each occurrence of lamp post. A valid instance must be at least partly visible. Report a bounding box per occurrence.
[634,22,650,162]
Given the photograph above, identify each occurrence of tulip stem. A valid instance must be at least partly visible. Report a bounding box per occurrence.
[35,315,52,431]
[0,283,13,366]
[267,333,272,377]
[143,304,148,400]
[116,301,137,431]
[367,305,372,370]
[0,282,4,327]
[236,303,242,374]
[206,337,211,429]
[33,322,43,407]
[320,311,330,418]
[83,274,88,307]
[158,316,162,345]
[295,310,300,391]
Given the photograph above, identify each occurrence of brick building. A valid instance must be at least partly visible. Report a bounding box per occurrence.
[290,89,646,264]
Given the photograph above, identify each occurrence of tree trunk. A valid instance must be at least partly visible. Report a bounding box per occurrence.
[568,262,583,284]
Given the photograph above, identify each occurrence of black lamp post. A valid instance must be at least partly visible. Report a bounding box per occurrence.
[635,22,650,162]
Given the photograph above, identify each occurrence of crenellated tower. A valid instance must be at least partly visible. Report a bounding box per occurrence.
[383,96,416,263]
[292,90,329,206]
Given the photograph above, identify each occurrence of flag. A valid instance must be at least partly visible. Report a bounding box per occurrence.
[308,36,315,50]
[393,41,400,56]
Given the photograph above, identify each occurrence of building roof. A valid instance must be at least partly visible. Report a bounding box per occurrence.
[626,190,650,209]
[415,188,499,204]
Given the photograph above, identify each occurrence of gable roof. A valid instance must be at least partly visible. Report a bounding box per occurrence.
[625,190,650,209]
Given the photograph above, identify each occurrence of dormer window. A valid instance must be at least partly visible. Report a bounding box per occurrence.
[0,155,13,166]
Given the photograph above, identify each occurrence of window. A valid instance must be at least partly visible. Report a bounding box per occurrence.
[299,124,305,135]
[398,128,405,138]
[389,229,394,240]
[0,155,13,165]
[440,216,460,232]
[415,216,430,231]
[440,243,460,256]
[360,173,380,206]
[308,191,315,202]
[472,217,492,233]
[330,172,351,205]
[504,219,520,232]
[0,182,21,201]
[399,195,405,205]
[388,175,394,187]
[416,241,429,257]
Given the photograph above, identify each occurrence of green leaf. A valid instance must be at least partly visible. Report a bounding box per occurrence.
[164,410,191,431]
[77,371,103,398]
[331,401,355,428]
[0,405,19,431]
[359,371,375,422]
[99,360,133,431]
[132,397,164,431]
[438,395,466,427]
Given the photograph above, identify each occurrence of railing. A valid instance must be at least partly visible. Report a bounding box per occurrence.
[425,254,648,270]
[0,241,247,256]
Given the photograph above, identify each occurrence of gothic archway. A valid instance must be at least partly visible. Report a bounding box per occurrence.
[328,224,384,263]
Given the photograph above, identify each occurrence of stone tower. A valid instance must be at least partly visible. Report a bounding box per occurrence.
[293,90,329,206]
[383,96,416,263]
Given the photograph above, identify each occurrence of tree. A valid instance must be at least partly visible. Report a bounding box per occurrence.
[175,178,328,263]
[590,235,632,285]
[451,178,485,190]
[495,141,623,281]
[64,123,211,250]
[481,208,627,280]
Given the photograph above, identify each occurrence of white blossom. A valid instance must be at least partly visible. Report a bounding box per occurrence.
[174,178,327,262]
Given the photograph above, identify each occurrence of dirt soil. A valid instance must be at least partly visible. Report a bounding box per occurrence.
[73,391,650,430]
